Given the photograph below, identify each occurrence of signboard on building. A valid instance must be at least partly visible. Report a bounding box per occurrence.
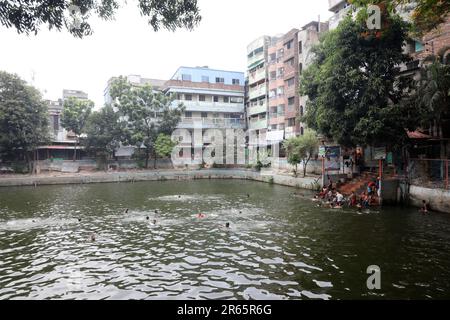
[266,130,284,143]
[373,147,387,160]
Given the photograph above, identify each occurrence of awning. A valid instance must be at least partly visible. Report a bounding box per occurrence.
[266,130,285,142]
[248,59,264,70]
[407,131,432,139]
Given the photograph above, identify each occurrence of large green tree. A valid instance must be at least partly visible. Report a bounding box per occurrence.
[350,0,450,34]
[109,76,184,168]
[83,104,125,169]
[283,129,319,177]
[0,71,49,171]
[0,0,201,38]
[61,97,93,161]
[300,16,418,149]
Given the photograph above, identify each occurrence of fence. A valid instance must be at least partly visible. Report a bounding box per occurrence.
[408,159,449,190]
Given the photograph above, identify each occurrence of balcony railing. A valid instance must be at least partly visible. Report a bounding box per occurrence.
[249,85,266,100]
[178,117,245,129]
[174,101,244,113]
[248,68,266,85]
[247,103,267,116]
[249,118,268,130]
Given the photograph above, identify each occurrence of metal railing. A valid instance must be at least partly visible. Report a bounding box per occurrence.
[408,159,449,190]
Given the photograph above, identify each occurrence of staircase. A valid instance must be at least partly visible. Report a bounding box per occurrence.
[338,172,379,197]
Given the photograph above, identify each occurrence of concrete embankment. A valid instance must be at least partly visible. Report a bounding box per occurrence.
[0,169,321,191]
[409,185,450,214]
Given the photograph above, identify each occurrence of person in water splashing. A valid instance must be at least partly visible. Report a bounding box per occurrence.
[197,213,206,219]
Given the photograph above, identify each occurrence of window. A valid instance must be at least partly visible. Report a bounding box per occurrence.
[213,96,219,102]
[181,74,192,81]
[288,97,295,105]
[286,77,295,87]
[288,118,295,127]
[53,115,59,130]
[277,67,284,78]
[201,112,208,118]
[271,125,277,130]
[278,123,285,130]
[199,95,206,102]
[277,105,285,115]
[201,76,209,82]
[223,96,229,103]
[215,77,225,83]
[269,89,277,99]
[269,71,276,80]
[300,127,304,135]
[299,63,303,75]
[185,111,192,118]
[300,105,304,116]
[230,97,244,103]
[286,57,295,67]
[269,53,276,63]
[232,79,240,85]
[185,94,192,101]
[286,40,294,50]
[298,41,303,54]
[277,86,284,96]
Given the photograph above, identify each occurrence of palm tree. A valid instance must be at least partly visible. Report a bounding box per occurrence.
[415,46,450,140]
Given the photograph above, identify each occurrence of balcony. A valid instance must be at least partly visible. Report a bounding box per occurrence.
[247,103,267,116]
[177,117,245,129]
[248,68,266,85]
[174,101,244,113]
[249,85,266,100]
[249,118,268,130]
[247,51,265,69]
[329,5,352,30]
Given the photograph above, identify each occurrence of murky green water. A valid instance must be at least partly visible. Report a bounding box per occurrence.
[0,180,449,300]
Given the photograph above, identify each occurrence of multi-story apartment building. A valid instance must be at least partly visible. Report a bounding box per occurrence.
[328,0,352,30]
[246,22,327,153]
[104,75,166,105]
[38,89,90,160]
[246,36,271,149]
[165,66,245,132]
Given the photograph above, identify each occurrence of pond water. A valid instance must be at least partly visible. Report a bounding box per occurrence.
[0,180,449,300]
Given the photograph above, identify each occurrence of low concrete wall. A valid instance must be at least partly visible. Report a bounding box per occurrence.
[409,185,450,214]
[0,169,322,191]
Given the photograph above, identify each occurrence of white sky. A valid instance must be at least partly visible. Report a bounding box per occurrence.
[0,0,332,107]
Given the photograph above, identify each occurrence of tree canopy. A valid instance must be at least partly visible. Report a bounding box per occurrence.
[300,16,419,149]
[283,129,319,177]
[84,104,125,157]
[0,71,49,162]
[350,0,450,34]
[0,0,202,38]
[109,76,184,168]
[61,97,93,160]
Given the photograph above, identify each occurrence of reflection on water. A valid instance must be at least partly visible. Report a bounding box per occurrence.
[1,180,450,300]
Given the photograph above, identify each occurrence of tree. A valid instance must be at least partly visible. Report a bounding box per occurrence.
[283,130,319,177]
[404,46,450,156]
[300,16,418,149]
[0,71,49,172]
[154,133,176,167]
[0,0,201,38]
[109,76,184,168]
[350,0,450,34]
[83,104,125,169]
[61,97,93,161]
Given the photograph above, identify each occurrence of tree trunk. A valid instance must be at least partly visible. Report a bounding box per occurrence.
[145,148,150,169]
[73,138,78,162]
[303,157,311,178]
[25,151,32,174]
[153,150,157,169]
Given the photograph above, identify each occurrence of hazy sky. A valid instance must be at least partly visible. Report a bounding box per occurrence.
[0,0,332,107]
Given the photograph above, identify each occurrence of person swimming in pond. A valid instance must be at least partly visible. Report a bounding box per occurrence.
[225,222,230,228]
[152,219,157,225]
[125,209,129,213]
[154,210,158,214]
[246,194,250,198]
[90,233,96,242]
[146,216,150,221]
[420,200,429,214]
[197,213,206,219]
[78,218,82,222]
